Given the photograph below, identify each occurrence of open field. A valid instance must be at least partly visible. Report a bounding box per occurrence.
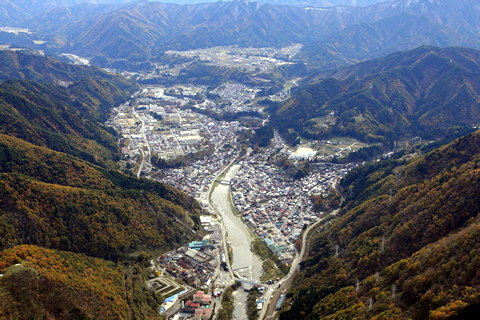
[166,45,301,71]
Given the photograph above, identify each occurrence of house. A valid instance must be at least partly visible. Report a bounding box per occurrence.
[202,308,212,320]
[201,294,212,305]
[194,309,203,320]
[193,291,204,303]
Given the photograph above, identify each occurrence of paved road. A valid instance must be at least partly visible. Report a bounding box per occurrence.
[132,108,150,177]
[262,181,343,319]
[261,212,328,320]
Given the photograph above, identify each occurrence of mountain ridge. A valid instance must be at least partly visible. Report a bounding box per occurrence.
[271,45,480,143]
[280,129,480,319]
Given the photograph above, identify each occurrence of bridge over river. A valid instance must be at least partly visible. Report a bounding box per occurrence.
[215,179,231,185]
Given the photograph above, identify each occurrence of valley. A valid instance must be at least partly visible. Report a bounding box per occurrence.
[1,0,480,319]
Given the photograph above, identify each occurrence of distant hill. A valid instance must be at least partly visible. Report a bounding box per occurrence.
[0,245,162,319]
[305,45,480,83]
[271,46,480,143]
[0,134,202,261]
[0,51,138,98]
[0,0,132,26]
[0,0,391,28]
[280,129,480,319]
[8,0,477,66]
[298,0,480,69]
[297,12,480,71]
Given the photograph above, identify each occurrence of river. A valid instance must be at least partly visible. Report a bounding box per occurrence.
[210,164,263,319]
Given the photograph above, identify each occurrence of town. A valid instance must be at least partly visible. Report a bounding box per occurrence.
[105,83,363,320]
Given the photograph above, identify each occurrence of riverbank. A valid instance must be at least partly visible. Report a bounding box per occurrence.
[251,239,288,282]
[210,164,264,319]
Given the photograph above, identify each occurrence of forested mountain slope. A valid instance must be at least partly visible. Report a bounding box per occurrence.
[0,49,207,318]
[0,0,131,26]
[280,129,480,319]
[0,245,162,319]
[0,134,202,261]
[272,46,480,143]
[0,51,138,120]
[0,79,128,168]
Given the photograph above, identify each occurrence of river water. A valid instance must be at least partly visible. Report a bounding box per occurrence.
[210,164,263,319]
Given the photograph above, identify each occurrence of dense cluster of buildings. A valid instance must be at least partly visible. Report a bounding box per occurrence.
[230,143,360,262]
[211,82,257,112]
[157,146,237,200]
[151,218,229,319]
[107,88,244,173]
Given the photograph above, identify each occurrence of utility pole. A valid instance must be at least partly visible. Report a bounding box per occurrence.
[391,285,397,299]
[369,298,373,311]
[381,236,385,253]
[375,272,380,285]
[356,279,360,292]
[335,244,339,257]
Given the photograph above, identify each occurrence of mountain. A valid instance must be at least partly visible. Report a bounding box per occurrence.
[53,1,322,60]
[298,0,480,69]
[1,0,478,67]
[262,0,392,6]
[0,50,137,90]
[0,245,162,319]
[280,129,480,319]
[306,44,480,83]
[0,79,125,168]
[0,0,132,26]
[22,2,129,35]
[0,51,139,167]
[271,46,480,143]
[297,12,480,70]
[0,133,202,261]
[0,49,203,319]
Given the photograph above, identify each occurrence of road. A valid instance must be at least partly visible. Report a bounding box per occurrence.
[132,108,151,177]
[262,179,343,319]
[261,211,329,320]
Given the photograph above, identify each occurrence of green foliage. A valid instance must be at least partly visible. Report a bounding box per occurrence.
[238,125,275,148]
[247,288,259,320]
[280,130,480,319]
[0,50,135,88]
[310,189,341,212]
[0,134,202,262]
[0,80,122,168]
[216,282,241,320]
[274,46,480,143]
[252,239,289,281]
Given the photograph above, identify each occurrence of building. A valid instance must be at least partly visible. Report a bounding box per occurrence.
[201,294,212,305]
[194,309,202,320]
[193,291,204,303]
[188,240,214,250]
[201,308,212,320]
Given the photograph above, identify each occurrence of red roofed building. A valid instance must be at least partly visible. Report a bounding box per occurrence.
[185,300,200,308]
[194,309,202,320]
[193,291,204,303]
[202,308,212,320]
[201,294,212,305]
